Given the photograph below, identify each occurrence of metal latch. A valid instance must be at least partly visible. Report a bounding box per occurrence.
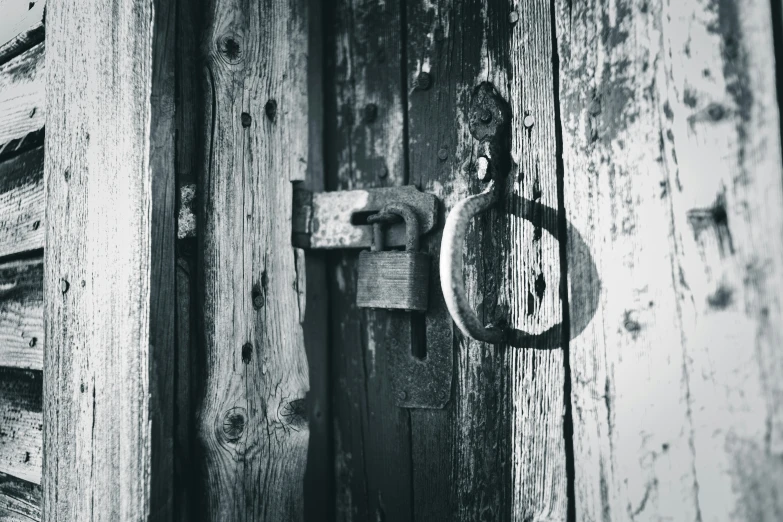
[292,185,437,250]
[292,184,451,409]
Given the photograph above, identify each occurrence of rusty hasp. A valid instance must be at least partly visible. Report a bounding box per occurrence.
[291,185,438,249]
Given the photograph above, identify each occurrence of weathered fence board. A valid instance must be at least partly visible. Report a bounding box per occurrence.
[0,0,45,64]
[0,472,40,522]
[556,0,783,520]
[0,257,42,371]
[197,0,310,519]
[0,44,44,148]
[404,1,569,520]
[0,369,41,485]
[324,1,414,520]
[43,0,175,519]
[0,147,43,260]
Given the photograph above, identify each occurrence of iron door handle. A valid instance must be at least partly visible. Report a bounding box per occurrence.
[440,180,506,344]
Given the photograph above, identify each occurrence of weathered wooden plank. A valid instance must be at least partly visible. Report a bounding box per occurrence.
[405,0,569,520]
[302,0,333,518]
[0,44,44,148]
[197,0,310,519]
[43,0,175,519]
[0,369,41,486]
[0,257,42,371]
[556,0,783,520]
[0,0,44,64]
[324,1,413,520]
[0,147,43,261]
[0,473,41,522]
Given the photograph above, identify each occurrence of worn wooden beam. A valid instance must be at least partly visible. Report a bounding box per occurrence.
[0,257,43,371]
[0,44,44,149]
[556,0,783,519]
[0,472,41,522]
[324,1,414,520]
[0,147,43,259]
[43,0,176,519]
[404,0,569,520]
[0,369,41,486]
[196,0,310,519]
[0,0,45,64]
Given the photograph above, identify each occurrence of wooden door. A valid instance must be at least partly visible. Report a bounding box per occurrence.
[318,0,783,521]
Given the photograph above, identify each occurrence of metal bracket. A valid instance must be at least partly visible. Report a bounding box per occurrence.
[292,185,438,249]
[468,82,512,182]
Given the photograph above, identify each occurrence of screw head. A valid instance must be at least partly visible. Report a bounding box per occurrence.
[478,108,493,124]
[437,148,449,160]
[415,72,432,90]
[523,115,535,128]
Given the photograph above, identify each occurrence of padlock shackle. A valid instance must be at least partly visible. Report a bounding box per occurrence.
[367,203,420,252]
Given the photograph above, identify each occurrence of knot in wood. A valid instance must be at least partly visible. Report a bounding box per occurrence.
[221,407,247,442]
[216,33,243,65]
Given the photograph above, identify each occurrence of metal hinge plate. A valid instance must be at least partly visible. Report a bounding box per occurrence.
[292,185,438,249]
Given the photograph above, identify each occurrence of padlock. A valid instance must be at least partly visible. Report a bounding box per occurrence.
[356,202,430,311]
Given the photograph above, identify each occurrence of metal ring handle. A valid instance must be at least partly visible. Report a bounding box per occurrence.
[440,180,506,344]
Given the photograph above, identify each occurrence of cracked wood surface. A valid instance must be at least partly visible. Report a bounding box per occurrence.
[0,472,40,521]
[556,0,783,520]
[196,0,310,519]
[0,257,43,372]
[43,0,175,519]
[0,147,44,261]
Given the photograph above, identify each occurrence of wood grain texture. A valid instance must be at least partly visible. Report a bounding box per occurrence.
[43,0,174,519]
[0,44,44,149]
[197,0,310,519]
[324,1,414,520]
[555,0,783,520]
[0,148,44,259]
[0,0,44,64]
[404,0,568,520]
[0,473,41,522]
[0,257,42,371]
[0,369,41,485]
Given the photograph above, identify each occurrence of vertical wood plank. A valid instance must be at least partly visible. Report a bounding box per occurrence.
[324,2,413,521]
[43,0,175,519]
[405,0,568,520]
[556,0,783,519]
[197,0,311,519]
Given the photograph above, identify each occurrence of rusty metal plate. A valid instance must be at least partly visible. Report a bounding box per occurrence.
[292,186,438,249]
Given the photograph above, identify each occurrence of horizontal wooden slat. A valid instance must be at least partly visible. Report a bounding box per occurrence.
[0,44,44,148]
[0,257,42,371]
[0,148,43,259]
[0,473,40,521]
[0,369,41,485]
[0,0,45,64]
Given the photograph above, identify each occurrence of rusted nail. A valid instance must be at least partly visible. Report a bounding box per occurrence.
[60,279,69,294]
[415,72,431,90]
[437,148,449,161]
[242,342,253,364]
[252,285,264,310]
[509,11,519,24]
[29,337,37,348]
[241,112,252,127]
[523,115,535,128]
[398,390,408,401]
[363,103,378,123]
[265,99,277,121]
[708,103,725,121]
[477,157,490,182]
[378,166,389,179]
[29,108,36,118]
[32,220,40,231]
[222,407,247,441]
[81,280,86,288]
[478,108,493,123]
[63,169,70,181]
